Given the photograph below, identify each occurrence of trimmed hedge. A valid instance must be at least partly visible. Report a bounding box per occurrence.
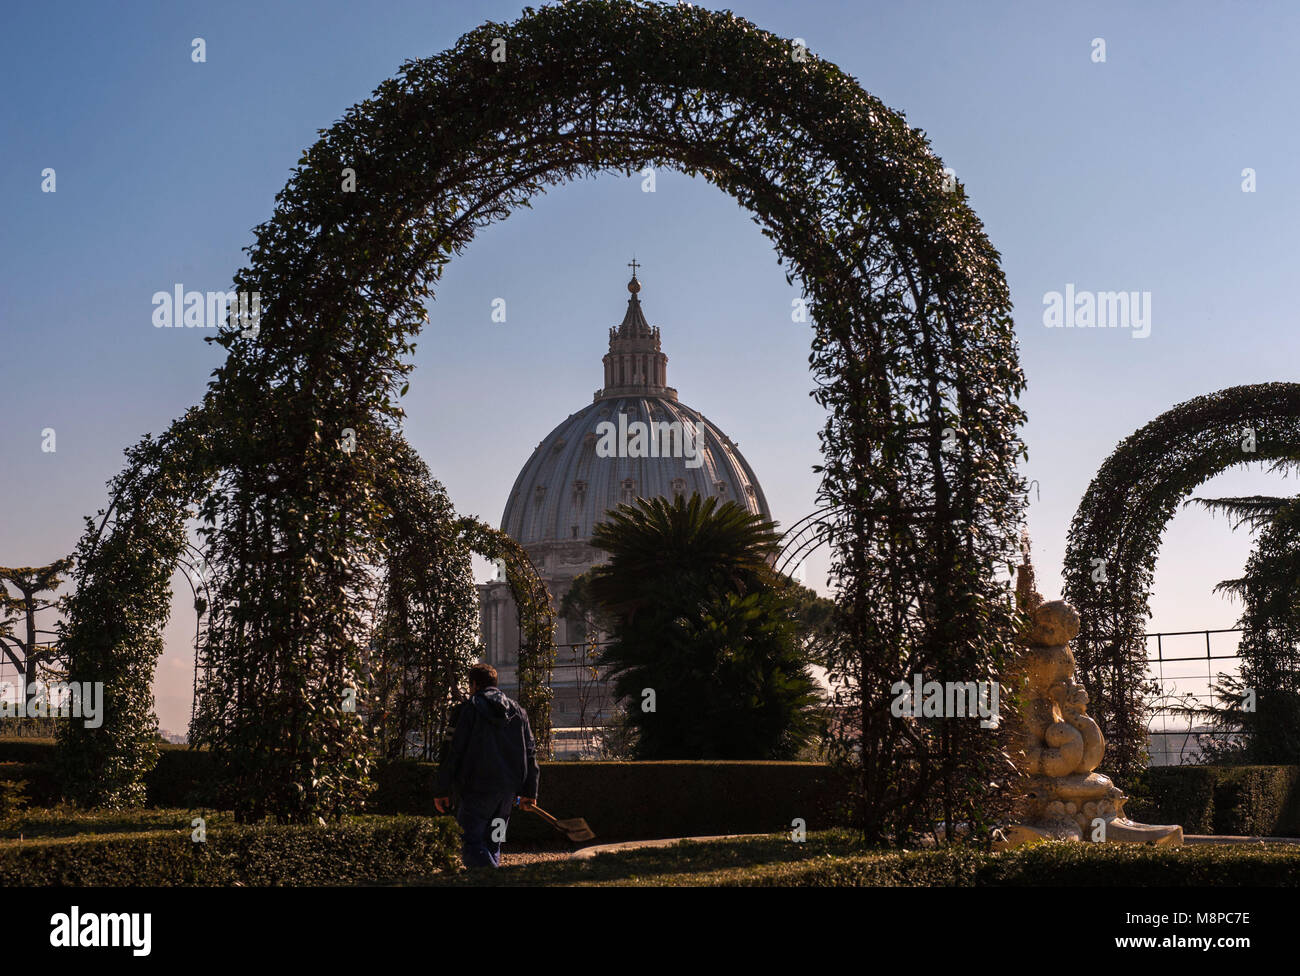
[730,842,1300,887]
[9,738,1297,842]
[0,761,57,807]
[371,760,844,843]
[144,749,220,808]
[0,739,62,764]
[1128,765,1300,836]
[0,815,459,886]
[717,843,1300,887]
[0,740,221,809]
[415,829,1300,887]
[1,741,844,843]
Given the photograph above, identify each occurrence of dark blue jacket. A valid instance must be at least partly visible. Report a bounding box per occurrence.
[433,687,540,799]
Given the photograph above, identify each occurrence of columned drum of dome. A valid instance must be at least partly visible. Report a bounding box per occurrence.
[478,273,773,741]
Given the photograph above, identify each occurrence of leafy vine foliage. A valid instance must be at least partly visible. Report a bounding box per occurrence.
[366,438,480,763]
[454,519,556,760]
[58,0,1024,829]
[1063,383,1300,782]
[57,414,215,807]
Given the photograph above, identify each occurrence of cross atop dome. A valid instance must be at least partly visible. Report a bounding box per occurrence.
[627,257,641,293]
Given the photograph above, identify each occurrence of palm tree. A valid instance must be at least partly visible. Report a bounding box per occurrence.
[587,493,821,759]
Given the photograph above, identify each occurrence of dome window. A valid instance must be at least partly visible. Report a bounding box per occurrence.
[715,481,728,495]
[671,478,686,498]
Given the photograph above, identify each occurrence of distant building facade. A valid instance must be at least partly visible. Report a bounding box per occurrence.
[477,270,771,733]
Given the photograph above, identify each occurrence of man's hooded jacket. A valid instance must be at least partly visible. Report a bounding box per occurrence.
[433,686,540,799]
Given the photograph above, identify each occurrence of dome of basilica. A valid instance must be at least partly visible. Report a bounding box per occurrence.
[501,272,771,550]
[479,268,773,716]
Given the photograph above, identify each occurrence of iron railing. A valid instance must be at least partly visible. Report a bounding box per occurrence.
[1144,628,1243,766]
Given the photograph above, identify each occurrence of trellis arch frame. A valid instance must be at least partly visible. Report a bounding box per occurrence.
[60,0,1027,825]
[1063,382,1300,781]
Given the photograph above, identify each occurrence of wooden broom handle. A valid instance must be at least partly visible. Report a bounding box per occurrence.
[531,805,561,826]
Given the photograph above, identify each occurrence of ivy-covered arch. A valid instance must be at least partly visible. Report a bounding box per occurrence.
[1063,382,1300,781]
[56,409,219,807]
[455,518,557,758]
[60,0,1026,830]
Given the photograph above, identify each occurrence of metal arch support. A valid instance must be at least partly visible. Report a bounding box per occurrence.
[176,541,217,733]
[775,505,841,578]
[777,533,830,579]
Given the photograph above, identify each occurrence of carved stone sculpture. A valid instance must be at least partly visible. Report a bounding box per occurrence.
[1000,598,1183,848]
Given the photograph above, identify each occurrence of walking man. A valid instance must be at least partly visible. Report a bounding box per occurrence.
[433,663,540,868]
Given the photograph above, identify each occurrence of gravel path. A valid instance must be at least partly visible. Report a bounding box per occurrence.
[499,849,575,866]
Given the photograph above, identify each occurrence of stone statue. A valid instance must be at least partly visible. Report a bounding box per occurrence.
[1000,589,1183,848]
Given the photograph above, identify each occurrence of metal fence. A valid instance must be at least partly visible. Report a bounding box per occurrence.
[539,647,619,760]
[541,631,1251,765]
[1145,628,1243,766]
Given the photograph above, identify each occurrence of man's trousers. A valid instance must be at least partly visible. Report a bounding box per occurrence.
[456,792,516,868]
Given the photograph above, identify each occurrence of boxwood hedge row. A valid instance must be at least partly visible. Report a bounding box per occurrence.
[722,842,1300,887]
[0,741,845,843]
[0,815,459,886]
[6,739,1299,841]
[370,759,845,844]
[1128,765,1300,836]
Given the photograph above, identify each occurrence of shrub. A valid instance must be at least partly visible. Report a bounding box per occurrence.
[13,734,1294,843]
[728,842,1300,887]
[587,496,822,760]
[419,828,1300,887]
[144,749,221,808]
[1129,766,1219,833]
[371,759,843,844]
[1129,765,1300,836]
[0,814,459,886]
[0,762,57,807]
[0,779,27,830]
[0,738,59,764]
[0,740,217,808]
[1209,766,1300,835]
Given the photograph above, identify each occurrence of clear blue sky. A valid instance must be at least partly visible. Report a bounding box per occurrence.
[3,0,1298,732]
